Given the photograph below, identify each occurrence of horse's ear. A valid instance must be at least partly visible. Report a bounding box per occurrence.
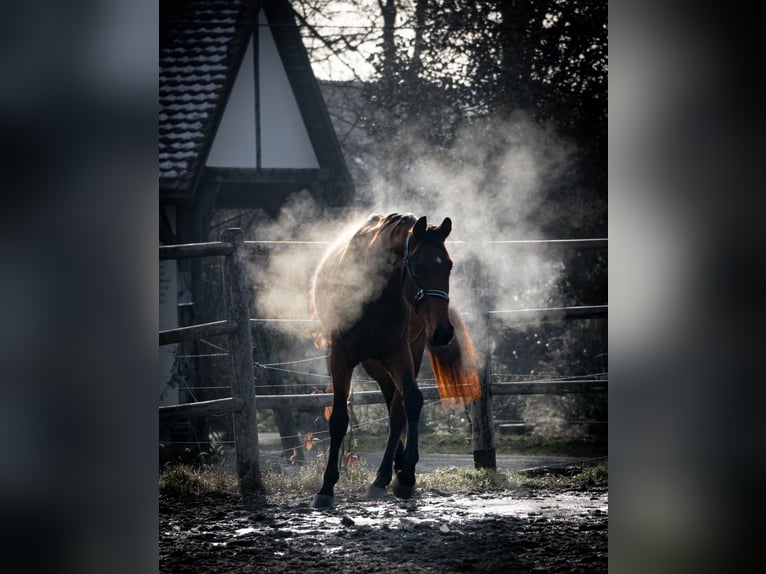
[413,216,427,241]
[439,217,452,240]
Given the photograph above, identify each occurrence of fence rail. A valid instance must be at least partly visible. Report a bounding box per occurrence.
[159,397,243,419]
[159,241,234,260]
[159,230,607,494]
[450,238,607,250]
[159,380,607,420]
[489,305,608,321]
[158,306,609,341]
[160,320,238,346]
[160,237,607,259]
[491,380,607,395]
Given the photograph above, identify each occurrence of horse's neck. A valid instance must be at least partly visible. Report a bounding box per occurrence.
[380,267,407,304]
[366,261,408,313]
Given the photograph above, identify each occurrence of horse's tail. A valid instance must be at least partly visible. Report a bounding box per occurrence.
[427,307,482,403]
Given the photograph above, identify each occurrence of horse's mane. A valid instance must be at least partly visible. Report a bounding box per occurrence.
[350,213,417,253]
[311,214,416,348]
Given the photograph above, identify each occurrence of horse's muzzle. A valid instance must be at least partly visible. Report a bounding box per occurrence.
[429,324,454,346]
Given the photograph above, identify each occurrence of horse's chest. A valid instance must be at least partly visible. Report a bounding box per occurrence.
[342,313,407,362]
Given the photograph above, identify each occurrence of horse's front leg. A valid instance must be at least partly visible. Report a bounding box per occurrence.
[361,360,405,498]
[385,347,423,500]
[312,350,353,509]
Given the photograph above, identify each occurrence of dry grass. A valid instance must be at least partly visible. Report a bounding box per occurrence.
[159,459,607,497]
[159,464,239,496]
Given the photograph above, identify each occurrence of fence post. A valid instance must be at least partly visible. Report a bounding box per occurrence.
[221,228,264,496]
[471,261,496,469]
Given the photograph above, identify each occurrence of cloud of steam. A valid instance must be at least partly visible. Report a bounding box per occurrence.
[362,112,577,320]
[251,200,402,340]
[247,192,344,332]
[248,113,580,339]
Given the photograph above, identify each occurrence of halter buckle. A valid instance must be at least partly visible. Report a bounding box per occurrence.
[414,289,424,303]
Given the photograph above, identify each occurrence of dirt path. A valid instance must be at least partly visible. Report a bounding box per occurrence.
[160,486,607,573]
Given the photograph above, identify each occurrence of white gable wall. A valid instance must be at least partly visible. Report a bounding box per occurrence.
[206,37,258,167]
[206,10,319,170]
[258,10,319,168]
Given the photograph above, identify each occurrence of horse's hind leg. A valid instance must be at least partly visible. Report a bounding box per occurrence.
[312,350,353,509]
[362,360,405,498]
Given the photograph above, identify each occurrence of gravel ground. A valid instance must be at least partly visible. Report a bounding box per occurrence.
[160,484,608,573]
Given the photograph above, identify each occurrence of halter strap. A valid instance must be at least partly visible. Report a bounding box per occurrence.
[403,233,450,305]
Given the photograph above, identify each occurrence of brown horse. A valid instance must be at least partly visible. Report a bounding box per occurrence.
[311,213,481,508]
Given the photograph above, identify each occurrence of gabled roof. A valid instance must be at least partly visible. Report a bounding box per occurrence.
[160,0,257,197]
[159,0,352,207]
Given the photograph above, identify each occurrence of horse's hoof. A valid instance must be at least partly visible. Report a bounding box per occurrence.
[392,477,414,499]
[366,485,388,499]
[311,494,335,509]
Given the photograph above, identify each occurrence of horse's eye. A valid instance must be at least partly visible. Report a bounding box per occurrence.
[413,264,425,276]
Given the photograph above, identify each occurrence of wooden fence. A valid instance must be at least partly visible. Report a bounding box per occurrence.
[159,228,607,493]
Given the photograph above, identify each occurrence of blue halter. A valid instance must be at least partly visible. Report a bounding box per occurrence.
[403,233,450,305]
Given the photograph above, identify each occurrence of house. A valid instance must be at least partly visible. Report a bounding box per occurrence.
[159,0,353,407]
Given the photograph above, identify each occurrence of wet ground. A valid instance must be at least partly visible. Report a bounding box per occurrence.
[160,484,608,573]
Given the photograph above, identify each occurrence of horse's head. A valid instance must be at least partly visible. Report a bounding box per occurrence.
[403,216,454,346]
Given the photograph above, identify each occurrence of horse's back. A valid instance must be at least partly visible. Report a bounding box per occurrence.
[312,213,415,337]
